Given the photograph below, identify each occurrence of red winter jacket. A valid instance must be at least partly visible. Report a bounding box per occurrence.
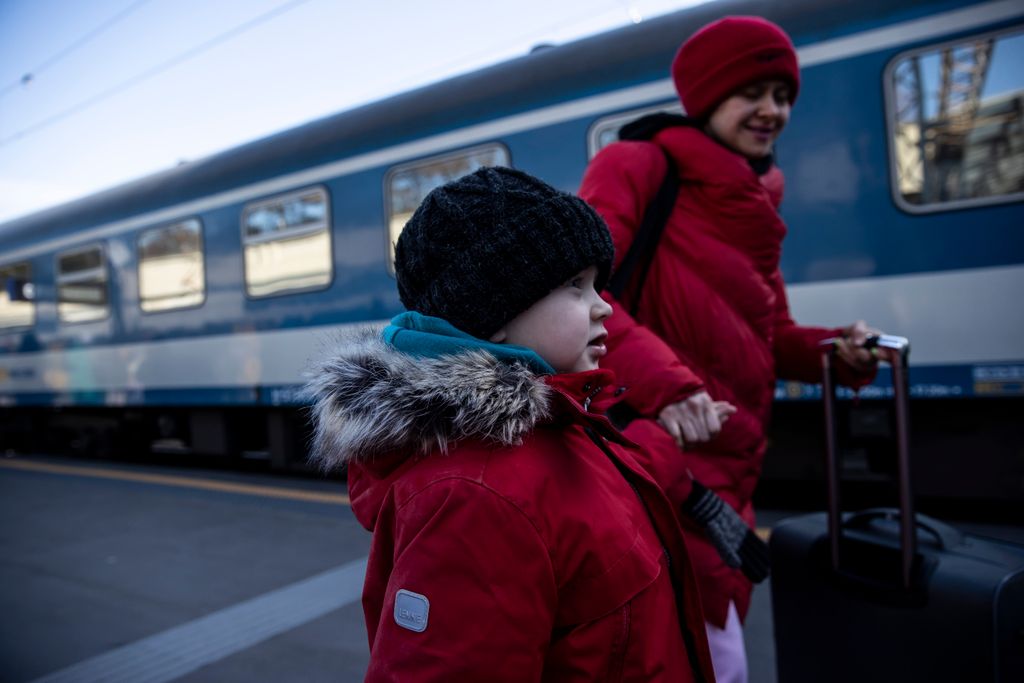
[580,125,870,628]
[307,330,715,682]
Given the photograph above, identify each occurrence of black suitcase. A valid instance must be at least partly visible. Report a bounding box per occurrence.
[769,335,1024,682]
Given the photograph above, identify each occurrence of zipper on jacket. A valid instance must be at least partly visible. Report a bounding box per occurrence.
[581,383,603,412]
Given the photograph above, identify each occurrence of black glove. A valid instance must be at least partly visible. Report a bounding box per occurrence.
[681,479,770,583]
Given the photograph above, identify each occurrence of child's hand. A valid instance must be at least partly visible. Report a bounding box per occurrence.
[713,400,736,423]
[657,391,737,449]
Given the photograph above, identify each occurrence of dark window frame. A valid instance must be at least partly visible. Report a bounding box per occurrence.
[0,260,36,331]
[55,243,111,325]
[136,217,207,314]
[239,185,333,299]
[382,143,512,274]
[883,25,1024,214]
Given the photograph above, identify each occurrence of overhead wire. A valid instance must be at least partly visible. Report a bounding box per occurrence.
[0,0,319,149]
[1,0,651,150]
[0,0,157,99]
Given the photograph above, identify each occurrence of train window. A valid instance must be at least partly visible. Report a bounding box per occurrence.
[385,144,511,272]
[887,28,1024,212]
[57,246,109,323]
[138,219,205,312]
[588,102,682,159]
[0,262,34,330]
[241,187,331,297]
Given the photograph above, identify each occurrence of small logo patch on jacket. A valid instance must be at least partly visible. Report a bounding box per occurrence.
[394,589,429,632]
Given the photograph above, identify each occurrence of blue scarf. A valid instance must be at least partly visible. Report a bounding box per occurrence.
[382,312,554,375]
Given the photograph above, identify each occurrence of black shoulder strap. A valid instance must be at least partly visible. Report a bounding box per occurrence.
[618,112,689,141]
[606,149,679,316]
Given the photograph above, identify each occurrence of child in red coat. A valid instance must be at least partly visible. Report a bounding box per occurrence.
[307,167,715,682]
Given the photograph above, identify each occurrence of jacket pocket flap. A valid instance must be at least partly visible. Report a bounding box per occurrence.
[555,529,663,626]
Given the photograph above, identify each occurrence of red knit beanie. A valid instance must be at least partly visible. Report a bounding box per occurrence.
[672,16,800,120]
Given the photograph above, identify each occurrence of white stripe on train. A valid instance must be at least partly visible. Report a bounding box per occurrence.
[2,264,1022,398]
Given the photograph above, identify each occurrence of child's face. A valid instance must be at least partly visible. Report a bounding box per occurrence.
[706,79,792,159]
[490,265,612,374]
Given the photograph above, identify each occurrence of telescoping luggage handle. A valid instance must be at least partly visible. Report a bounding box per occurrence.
[820,334,914,588]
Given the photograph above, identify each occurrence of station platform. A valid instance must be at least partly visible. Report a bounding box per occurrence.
[2,455,1020,682]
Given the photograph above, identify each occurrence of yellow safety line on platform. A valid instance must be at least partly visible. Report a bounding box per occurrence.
[0,459,774,537]
[0,458,350,505]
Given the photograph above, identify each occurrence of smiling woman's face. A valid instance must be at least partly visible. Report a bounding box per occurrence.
[705,79,792,160]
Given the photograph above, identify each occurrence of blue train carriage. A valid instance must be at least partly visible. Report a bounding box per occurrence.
[0,0,1021,501]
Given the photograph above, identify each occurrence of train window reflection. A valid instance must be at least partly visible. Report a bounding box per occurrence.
[888,28,1024,211]
[587,102,682,159]
[241,187,331,297]
[385,144,511,273]
[138,219,205,312]
[57,245,109,323]
[0,262,34,330]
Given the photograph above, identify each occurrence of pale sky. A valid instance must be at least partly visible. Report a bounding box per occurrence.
[0,0,706,224]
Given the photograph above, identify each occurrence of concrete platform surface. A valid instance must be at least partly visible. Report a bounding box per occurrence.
[2,455,1020,683]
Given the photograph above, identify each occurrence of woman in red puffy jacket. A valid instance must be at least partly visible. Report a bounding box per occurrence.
[580,16,879,683]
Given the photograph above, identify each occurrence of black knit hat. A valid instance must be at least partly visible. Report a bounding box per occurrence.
[394,166,614,339]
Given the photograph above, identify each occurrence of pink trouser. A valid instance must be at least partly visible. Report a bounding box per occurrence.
[705,601,748,683]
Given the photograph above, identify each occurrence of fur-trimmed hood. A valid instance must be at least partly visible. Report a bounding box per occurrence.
[305,328,552,470]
